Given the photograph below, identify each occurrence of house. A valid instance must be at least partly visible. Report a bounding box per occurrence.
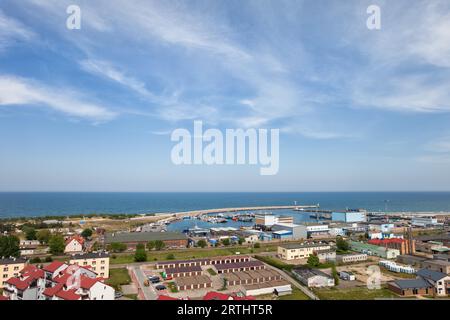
[416,269,450,296]
[292,268,335,288]
[69,251,110,278]
[277,242,331,261]
[387,269,450,297]
[0,257,27,289]
[64,236,85,254]
[2,262,114,300]
[388,278,434,296]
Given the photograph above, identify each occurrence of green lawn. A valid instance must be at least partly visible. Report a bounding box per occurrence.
[254,255,293,271]
[105,268,131,291]
[314,286,397,300]
[278,287,311,300]
[207,268,217,276]
[110,245,277,265]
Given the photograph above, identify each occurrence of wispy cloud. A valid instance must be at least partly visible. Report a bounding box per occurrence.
[0,75,117,121]
[0,9,35,51]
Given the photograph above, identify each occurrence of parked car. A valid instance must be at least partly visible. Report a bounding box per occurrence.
[148,276,160,284]
[155,284,166,291]
[115,292,123,299]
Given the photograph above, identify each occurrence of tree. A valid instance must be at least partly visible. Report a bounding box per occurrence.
[48,235,65,255]
[197,239,207,248]
[238,237,245,245]
[134,246,147,262]
[221,238,230,246]
[253,242,261,249]
[336,236,350,252]
[36,229,51,244]
[331,264,339,285]
[307,254,320,268]
[81,228,93,239]
[0,235,20,257]
[24,227,37,240]
[154,240,165,251]
[108,242,127,252]
[147,241,156,250]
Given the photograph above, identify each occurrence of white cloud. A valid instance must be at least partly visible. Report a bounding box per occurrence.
[0,75,116,121]
[79,59,156,99]
[0,9,35,51]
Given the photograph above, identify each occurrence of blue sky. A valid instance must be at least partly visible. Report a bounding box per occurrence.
[1,0,450,191]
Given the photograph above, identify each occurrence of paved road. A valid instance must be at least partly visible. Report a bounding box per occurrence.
[131,266,157,300]
[263,263,319,300]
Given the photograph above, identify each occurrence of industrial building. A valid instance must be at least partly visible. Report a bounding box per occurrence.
[104,231,189,249]
[224,269,281,286]
[422,260,450,274]
[292,268,335,288]
[350,241,400,259]
[411,216,439,227]
[243,280,292,296]
[332,210,367,223]
[271,223,307,240]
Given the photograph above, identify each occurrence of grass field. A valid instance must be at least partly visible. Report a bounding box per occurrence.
[254,255,294,271]
[105,268,131,291]
[314,286,397,300]
[110,244,277,265]
[278,287,311,300]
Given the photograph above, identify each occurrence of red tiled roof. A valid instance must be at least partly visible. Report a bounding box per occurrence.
[20,265,38,274]
[203,292,232,300]
[43,283,64,297]
[53,272,71,284]
[43,261,66,273]
[368,239,405,245]
[66,236,85,246]
[157,295,180,300]
[80,276,98,289]
[55,288,81,301]
[6,277,29,291]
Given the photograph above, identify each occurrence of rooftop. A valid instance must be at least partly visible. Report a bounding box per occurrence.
[391,278,433,290]
[416,269,449,281]
[104,231,188,243]
[280,242,330,250]
[70,251,110,260]
[0,257,27,265]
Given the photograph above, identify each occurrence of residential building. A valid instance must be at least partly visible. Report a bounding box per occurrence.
[0,257,27,289]
[104,231,189,249]
[292,268,335,288]
[315,249,336,263]
[277,242,331,260]
[388,278,434,296]
[69,251,110,278]
[416,269,450,296]
[336,253,368,264]
[64,236,84,254]
[2,262,114,300]
[350,241,400,259]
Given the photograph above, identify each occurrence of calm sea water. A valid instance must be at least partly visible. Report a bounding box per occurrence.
[0,192,450,218]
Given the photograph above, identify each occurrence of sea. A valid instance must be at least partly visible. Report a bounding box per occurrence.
[1,192,450,219]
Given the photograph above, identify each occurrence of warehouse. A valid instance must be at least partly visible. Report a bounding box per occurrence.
[271,223,307,240]
[243,280,292,296]
[164,265,203,278]
[104,231,188,249]
[174,275,212,291]
[292,268,335,288]
[350,241,400,259]
[214,260,265,274]
[156,258,210,270]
